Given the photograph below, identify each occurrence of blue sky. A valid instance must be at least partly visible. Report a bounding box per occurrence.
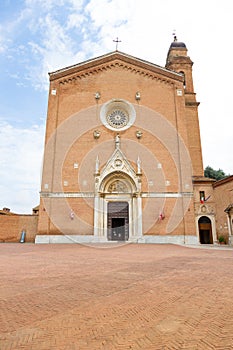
[0,0,232,213]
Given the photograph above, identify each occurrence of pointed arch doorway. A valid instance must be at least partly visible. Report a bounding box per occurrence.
[94,172,142,242]
[198,216,213,244]
[93,134,143,242]
[107,201,129,241]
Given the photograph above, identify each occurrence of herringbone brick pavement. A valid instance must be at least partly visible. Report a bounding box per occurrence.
[0,243,233,349]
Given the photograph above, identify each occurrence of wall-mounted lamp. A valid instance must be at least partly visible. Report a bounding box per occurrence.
[93,130,101,139]
[136,130,143,139]
[95,92,101,100]
[135,91,141,100]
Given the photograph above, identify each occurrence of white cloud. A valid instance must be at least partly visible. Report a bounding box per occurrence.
[27,13,77,90]
[85,0,132,27]
[25,0,66,10]
[66,13,85,30]
[0,33,6,53]
[0,122,45,213]
[0,24,12,53]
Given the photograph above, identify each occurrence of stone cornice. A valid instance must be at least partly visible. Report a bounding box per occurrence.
[185,92,200,107]
[192,176,216,184]
[185,101,200,107]
[40,191,193,198]
[49,51,184,86]
[40,192,95,198]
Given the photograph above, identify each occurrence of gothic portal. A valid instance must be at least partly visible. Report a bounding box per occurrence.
[36,38,216,244]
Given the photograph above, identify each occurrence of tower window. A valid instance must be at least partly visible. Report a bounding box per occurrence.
[180,71,186,88]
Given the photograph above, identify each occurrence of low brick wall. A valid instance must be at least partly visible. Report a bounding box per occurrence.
[0,215,38,243]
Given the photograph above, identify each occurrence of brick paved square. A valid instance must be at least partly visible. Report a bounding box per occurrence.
[0,243,233,349]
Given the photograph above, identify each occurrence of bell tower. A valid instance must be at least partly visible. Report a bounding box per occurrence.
[166,37,204,176]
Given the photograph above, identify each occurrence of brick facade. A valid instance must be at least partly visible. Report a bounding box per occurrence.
[36,39,205,244]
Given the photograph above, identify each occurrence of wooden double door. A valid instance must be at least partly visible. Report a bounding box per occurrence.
[107,202,129,241]
[198,216,213,244]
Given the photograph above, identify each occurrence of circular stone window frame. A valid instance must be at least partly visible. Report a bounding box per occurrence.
[100,99,136,131]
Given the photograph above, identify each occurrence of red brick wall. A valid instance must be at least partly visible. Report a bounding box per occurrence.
[0,215,38,242]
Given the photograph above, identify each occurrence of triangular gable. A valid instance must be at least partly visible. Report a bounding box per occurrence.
[100,147,136,182]
[49,50,183,84]
[95,136,141,194]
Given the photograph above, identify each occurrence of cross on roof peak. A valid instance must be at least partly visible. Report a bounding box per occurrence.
[172,30,178,41]
[113,37,122,51]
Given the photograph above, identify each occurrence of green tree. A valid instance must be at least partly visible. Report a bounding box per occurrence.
[204,166,228,180]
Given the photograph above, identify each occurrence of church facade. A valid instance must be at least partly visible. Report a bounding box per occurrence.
[36,39,218,244]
